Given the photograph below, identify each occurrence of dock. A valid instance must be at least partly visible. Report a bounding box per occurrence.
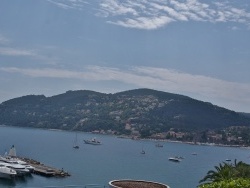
[16,156,70,177]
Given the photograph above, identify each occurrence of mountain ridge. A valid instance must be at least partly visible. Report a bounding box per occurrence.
[0,88,250,137]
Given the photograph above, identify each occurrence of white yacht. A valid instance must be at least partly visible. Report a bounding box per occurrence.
[0,156,34,172]
[0,164,17,179]
[83,138,101,145]
[15,159,35,172]
[168,157,181,162]
[0,162,30,176]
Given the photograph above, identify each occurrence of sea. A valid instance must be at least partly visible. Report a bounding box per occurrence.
[0,125,250,188]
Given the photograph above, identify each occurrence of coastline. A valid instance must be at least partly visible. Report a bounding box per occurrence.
[1,125,250,149]
[116,135,250,149]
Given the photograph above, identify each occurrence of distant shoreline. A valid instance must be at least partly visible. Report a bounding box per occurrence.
[116,134,250,149]
[1,125,250,149]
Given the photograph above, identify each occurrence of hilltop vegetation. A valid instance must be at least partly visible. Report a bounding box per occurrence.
[0,89,250,143]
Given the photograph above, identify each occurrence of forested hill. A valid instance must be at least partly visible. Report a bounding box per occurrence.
[0,89,250,136]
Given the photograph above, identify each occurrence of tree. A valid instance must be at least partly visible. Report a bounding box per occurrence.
[199,162,236,183]
[199,160,250,187]
[139,129,151,138]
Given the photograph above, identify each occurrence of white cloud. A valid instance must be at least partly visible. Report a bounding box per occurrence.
[1,66,250,111]
[46,0,89,10]
[231,26,240,31]
[46,0,250,30]
[98,0,250,29]
[0,47,36,56]
[149,3,188,21]
[0,47,60,65]
[100,0,138,16]
[0,67,85,78]
[108,16,174,30]
[131,67,250,104]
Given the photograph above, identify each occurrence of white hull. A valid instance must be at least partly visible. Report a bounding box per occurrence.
[84,138,101,145]
[0,166,16,179]
[84,140,101,145]
[0,162,30,176]
[0,156,34,173]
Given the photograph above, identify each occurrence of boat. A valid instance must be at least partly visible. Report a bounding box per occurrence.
[0,162,30,176]
[140,145,146,154]
[155,143,163,147]
[0,164,16,179]
[225,159,231,162]
[140,149,146,154]
[83,138,101,145]
[0,156,34,172]
[168,157,181,162]
[1,145,35,172]
[15,160,34,172]
[73,133,80,149]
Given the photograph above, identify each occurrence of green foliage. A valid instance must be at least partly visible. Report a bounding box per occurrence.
[198,178,250,188]
[139,129,151,138]
[0,89,250,137]
[199,160,250,187]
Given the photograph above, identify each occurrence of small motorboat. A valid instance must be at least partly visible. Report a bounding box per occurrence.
[168,157,181,162]
[140,149,146,154]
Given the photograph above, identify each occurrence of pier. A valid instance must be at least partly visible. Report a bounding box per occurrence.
[16,156,70,177]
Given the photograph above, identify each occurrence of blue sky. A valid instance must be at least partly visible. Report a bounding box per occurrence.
[0,0,250,112]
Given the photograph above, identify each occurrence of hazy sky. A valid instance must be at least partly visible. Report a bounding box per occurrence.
[0,0,250,112]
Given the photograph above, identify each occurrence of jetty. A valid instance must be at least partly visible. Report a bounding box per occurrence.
[16,156,70,177]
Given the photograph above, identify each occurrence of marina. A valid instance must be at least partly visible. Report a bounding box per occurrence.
[1,126,250,188]
[0,145,70,180]
[0,155,70,179]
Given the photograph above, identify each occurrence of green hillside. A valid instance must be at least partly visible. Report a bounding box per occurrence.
[0,89,249,139]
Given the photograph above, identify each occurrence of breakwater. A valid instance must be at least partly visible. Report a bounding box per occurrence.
[16,156,70,177]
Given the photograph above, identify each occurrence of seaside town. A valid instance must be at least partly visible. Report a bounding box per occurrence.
[90,125,250,147]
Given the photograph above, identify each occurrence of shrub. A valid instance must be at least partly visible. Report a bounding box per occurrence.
[198,178,250,188]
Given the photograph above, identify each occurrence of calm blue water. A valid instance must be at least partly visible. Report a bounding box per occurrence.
[0,126,250,188]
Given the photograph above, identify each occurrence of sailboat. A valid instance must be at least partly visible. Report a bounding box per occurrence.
[140,146,145,154]
[73,133,79,149]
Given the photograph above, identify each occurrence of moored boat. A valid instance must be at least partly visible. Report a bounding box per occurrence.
[73,133,80,149]
[168,157,181,162]
[140,149,145,154]
[0,164,17,179]
[155,143,163,147]
[83,138,101,145]
[0,162,30,176]
[0,156,34,172]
